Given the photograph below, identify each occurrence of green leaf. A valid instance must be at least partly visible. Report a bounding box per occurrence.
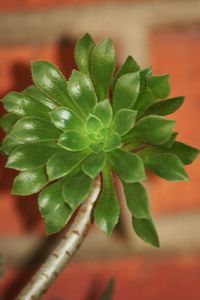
[3,92,51,120]
[126,115,175,145]
[31,61,72,107]
[47,149,89,180]
[62,171,92,209]
[82,152,106,178]
[86,114,103,133]
[12,166,48,195]
[133,88,156,116]
[23,85,57,110]
[112,55,140,89]
[132,218,160,248]
[112,109,137,136]
[123,182,150,219]
[6,144,57,170]
[75,33,95,74]
[89,143,104,153]
[113,72,140,112]
[145,96,184,116]
[1,135,23,155]
[148,74,170,99]
[93,99,113,127]
[139,68,152,92]
[0,113,19,133]
[58,131,89,151]
[144,153,189,181]
[10,117,61,142]
[94,166,119,234]
[108,149,146,183]
[50,107,84,131]
[100,279,114,300]
[90,38,115,101]
[68,70,97,117]
[104,133,121,152]
[122,182,159,247]
[164,141,199,165]
[38,179,71,234]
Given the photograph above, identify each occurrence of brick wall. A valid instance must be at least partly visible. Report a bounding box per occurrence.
[149,26,200,214]
[0,1,200,298]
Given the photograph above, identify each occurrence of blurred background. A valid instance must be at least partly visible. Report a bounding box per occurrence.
[0,0,200,299]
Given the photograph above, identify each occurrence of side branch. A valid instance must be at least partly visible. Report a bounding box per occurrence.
[17,176,101,300]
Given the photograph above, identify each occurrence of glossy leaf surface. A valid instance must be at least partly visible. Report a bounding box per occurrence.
[75,33,94,74]
[82,152,106,178]
[144,153,188,181]
[113,72,140,112]
[109,149,146,182]
[47,149,89,180]
[123,182,159,247]
[95,167,119,234]
[38,179,71,234]
[90,38,115,101]
[10,117,61,142]
[12,166,48,195]
[62,171,92,209]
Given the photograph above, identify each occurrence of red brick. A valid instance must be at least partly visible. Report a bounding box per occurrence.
[149,27,200,214]
[0,0,166,11]
[1,256,200,299]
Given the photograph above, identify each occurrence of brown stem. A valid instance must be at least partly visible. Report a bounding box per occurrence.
[17,177,101,300]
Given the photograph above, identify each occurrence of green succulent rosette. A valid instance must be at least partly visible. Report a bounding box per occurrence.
[0,34,199,247]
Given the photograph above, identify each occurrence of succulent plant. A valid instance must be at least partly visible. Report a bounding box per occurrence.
[0,33,199,247]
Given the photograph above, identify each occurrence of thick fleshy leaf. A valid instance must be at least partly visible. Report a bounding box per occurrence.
[75,33,95,74]
[58,131,89,151]
[112,109,137,136]
[0,113,19,133]
[148,74,170,99]
[68,70,97,118]
[50,107,84,132]
[104,133,121,152]
[47,149,89,180]
[108,149,146,182]
[93,99,113,127]
[31,61,72,107]
[62,171,92,209]
[113,72,140,112]
[161,132,178,148]
[133,88,156,116]
[100,279,114,300]
[132,218,160,248]
[144,153,189,181]
[140,142,199,166]
[86,114,103,133]
[10,117,61,142]
[6,144,57,170]
[122,182,159,247]
[166,141,199,165]
[3,92,51,120]
[12,166,48,195]
[94,167,119,234]
[125,115,175,145]
[82,152,106,178]
[139,68,152,92]
[23,85,57,110]
[1,135,23,155]
[112,55,140,89]
[38,179,71,234]
[89,143,104,153]
[145,96,184,116]
[90,38,115,101]
[123,182,150,219]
